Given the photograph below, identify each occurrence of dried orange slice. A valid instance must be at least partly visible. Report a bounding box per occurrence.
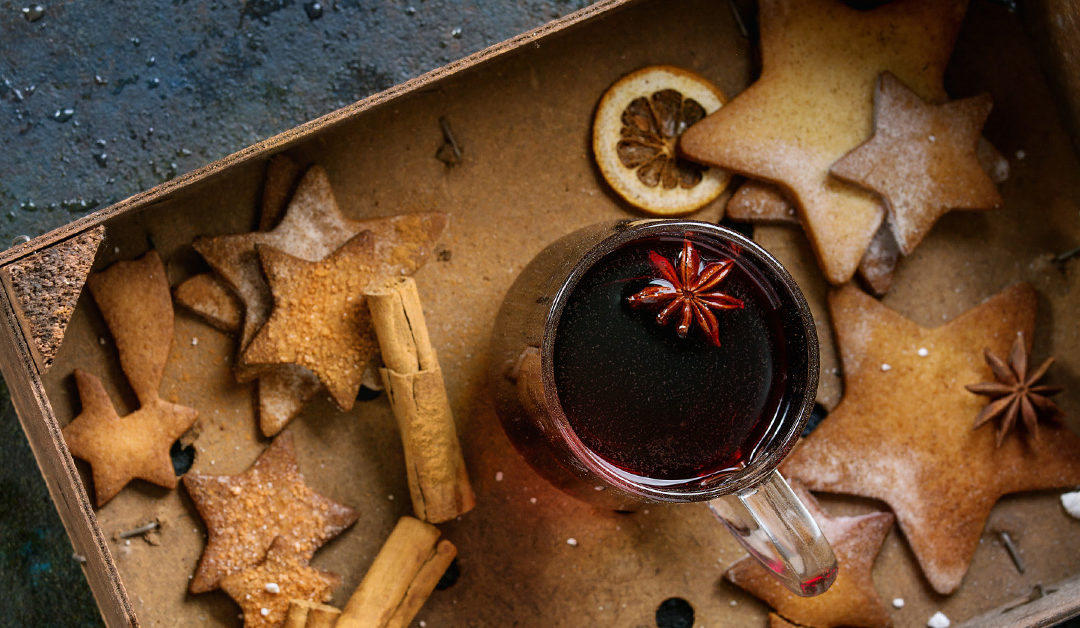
[593,66,731,215]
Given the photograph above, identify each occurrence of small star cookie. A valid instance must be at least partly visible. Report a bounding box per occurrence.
[62,250,198,506]
[220,536,341,628]
[242,232,378,411]
[831,72,1002,255]
[183,432,358,593]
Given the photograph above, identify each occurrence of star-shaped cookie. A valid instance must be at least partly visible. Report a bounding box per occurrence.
[831,72,1002,255]
[782,283,1080,594]
[681,0,968,284]
[183,432,358,593]
[220,536,341,628]
[64,371,198,506]
[193,166,445,371]
[727,483,894,628]
[242,232,377,411]
[62,250,198,506]
[192,165,444,429]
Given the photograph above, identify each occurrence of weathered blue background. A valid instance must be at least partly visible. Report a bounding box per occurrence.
[0,1,591,624]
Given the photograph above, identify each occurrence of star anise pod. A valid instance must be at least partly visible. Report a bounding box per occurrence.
[626,239,744,347]
[965,332,1063,447]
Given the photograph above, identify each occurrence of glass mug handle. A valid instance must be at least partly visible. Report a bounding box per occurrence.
[708,470,837,596]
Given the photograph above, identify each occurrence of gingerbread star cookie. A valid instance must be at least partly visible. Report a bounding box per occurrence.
[183,432,358,593]
[242,232,377,411]
[62,251,198,506]
[193,166,445,366]
[782,283,1080,594]
[681,0,968,284]
[831,72,1002,255]
[727,483,894,628]
[220,536,341,628]
[193,165,444,430]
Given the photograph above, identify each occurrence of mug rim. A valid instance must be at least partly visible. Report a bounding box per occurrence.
[538,219,820,502]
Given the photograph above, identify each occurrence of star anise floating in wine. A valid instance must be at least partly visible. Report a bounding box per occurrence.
[965,332,1063,447]
[626,239,744,347]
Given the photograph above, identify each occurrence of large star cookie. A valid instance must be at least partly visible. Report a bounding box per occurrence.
[183,432,358,593]
[782,283,1080,594]
[243,232,377,411]
[62,251,198,506]
[220,536,341,628]
[727,483,894,628]
[681,0,968,284]
[831,72,1002,255]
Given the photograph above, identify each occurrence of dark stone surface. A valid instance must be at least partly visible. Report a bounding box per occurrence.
[0,1,591,624]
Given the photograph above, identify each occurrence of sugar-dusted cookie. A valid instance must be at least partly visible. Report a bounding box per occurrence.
[782,283,1080,594]
[183,432,358,593]
[243,232,377,411]
[220,536,341,628]
[727,482,893,628]
[62,250,198,506]
[681,0,969,284]
[193,166,445,428]
[831,73,1002,255]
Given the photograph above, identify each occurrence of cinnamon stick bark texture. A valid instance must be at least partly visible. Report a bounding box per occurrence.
[336,516,458,628]
[283,600,340,628]
[366,277,475,523]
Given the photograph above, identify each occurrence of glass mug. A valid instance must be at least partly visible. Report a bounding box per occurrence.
[489,219,837,596]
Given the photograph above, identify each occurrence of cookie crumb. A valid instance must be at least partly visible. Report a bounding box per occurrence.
[1062,490,1080,519]
[892,598,905,608]
[927,611,950,628]
[495,471,504,482]
[566,538,578,547]
[881,363,892,372]
[917,347,929,357]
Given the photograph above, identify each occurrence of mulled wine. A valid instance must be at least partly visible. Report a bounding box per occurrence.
[490,220,834,597]
[552,233,798,486]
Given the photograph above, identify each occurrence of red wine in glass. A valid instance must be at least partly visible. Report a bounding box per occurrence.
[553,234,791,485]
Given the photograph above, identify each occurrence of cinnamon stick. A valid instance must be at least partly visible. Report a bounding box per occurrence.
[366,277,475,523]
[336,516,458,628]
[283,600,341,628]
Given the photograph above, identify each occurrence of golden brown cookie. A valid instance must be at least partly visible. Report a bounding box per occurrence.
[831,72,1002,255]
[63,370,198,506]
[173,272,243,333]
[220,536,341,628]
[193,166,444,429]
[86,250,174,405]
[62,250,198,506]
[183,432,358,593]
[727,483,894,628]
[243,232,377,411]
[681,0,968,284]
[782,283,1080,594]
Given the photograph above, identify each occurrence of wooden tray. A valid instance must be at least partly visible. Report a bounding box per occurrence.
[2,1,1079,626]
